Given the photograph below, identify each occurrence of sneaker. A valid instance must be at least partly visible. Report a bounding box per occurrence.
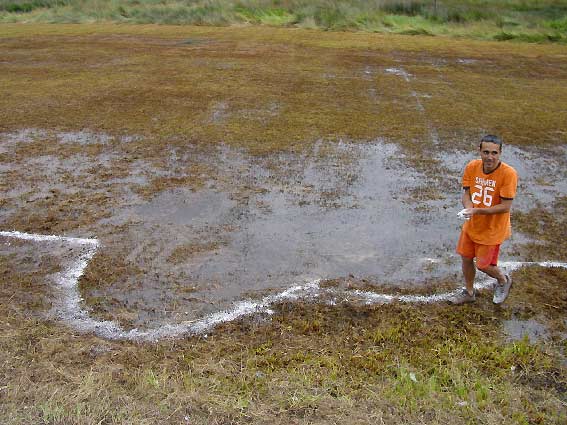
[493,274,512,305]
[448,287,477,305]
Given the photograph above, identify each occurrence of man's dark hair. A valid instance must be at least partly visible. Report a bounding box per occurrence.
[479,134,503,150]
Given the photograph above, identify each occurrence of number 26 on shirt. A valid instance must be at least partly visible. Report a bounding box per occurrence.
[471,185,494,207]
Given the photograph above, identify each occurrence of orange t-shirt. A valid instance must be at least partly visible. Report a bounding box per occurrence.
[462,159,518,245]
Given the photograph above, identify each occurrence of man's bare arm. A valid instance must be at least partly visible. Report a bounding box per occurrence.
[462,188,473,209]
[464,199,513,216]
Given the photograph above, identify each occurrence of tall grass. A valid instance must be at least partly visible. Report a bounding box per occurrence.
[0,0,565,42]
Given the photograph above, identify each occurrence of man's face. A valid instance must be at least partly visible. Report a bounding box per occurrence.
[479,141,501,173]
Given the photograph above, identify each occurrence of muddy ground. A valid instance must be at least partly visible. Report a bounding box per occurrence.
[1,129,566,332]
[1,24,567,424]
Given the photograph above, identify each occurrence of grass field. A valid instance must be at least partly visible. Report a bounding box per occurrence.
[0,0,566,43]
[1,23,567,424]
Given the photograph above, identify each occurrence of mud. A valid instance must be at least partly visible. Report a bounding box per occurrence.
[0,235,80,316]
[502,317,550,343]
[1,129,567,330]
[6,230,563,341]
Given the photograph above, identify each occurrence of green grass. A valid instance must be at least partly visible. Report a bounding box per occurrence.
[0,0,565,43]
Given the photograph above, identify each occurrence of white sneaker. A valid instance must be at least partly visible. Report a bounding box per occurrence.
[448,287,477,305]
[493,275,512,304]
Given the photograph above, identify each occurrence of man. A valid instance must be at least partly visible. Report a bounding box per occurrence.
[450,134,518,305]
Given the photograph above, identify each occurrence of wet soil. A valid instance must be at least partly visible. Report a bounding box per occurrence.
[502,317,550,343]
[1,26,566,333]
[1,129,566,329]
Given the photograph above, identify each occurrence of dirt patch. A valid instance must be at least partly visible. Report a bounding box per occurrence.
[503,317,550,343]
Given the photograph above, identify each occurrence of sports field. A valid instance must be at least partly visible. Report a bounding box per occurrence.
[1,23,567,424]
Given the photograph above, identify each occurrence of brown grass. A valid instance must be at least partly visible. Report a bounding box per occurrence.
[1,24,566,155]
[2,262,567,424]
[1,23,567,424]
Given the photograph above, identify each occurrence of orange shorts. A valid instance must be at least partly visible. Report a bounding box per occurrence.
[456,230,500,269]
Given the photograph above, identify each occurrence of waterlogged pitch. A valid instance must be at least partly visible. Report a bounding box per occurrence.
[1,24,567,425]
[1,25,567,332]
[2,229,567,342]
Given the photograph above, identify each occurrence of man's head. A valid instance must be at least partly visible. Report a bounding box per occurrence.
[479,134,502,174]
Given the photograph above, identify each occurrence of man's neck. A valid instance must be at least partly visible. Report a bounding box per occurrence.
[483,161,501,174]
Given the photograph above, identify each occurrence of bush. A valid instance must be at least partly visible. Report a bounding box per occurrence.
[399,27,432,35]
[0,0,68,13]
[294,2,361,30]
[547,16,567,32]
[493,31,564,43]
[382,0,425,17]
[493,31,516,41]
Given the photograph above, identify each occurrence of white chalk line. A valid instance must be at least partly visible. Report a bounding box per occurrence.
[2,230,567,342]
[384,66,440,146]
[0,230,99,247]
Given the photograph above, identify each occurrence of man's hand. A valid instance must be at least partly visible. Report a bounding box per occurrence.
[461,188,474,210]
[459,200,513,218]
[457,208,474,220]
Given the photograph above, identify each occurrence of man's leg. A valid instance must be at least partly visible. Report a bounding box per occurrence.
[450,230,478,304]
[475,244,506,285]
[476,244,513,304]
[480,263,512,304]
[448,255,477,304]
[457,230,476,296]
[476,264,506,285]
[461,255,476,295]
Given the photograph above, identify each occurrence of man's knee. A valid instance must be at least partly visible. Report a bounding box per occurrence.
[461,255,474,265]
[477,262,496,273]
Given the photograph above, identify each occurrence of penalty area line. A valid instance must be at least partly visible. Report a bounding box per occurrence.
[0,230,99,247]
[1,230,567,342]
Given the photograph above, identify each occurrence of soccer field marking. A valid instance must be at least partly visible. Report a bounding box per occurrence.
[385,65,441,146]
[2,230,567,342]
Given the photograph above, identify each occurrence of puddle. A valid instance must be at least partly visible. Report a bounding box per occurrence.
[81,140,470,326]
[384,67,412,81]
[134,189,236,227]
[177,38,210,46]
[4,231,563,342]
[456,58,478,65]
[209,101,230,123]
[502,318,550,343]
[0,235,93,316]
[57,130,111,145]
[2,130,567,330]
[0,128,141,152]
[0,128,46,153]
